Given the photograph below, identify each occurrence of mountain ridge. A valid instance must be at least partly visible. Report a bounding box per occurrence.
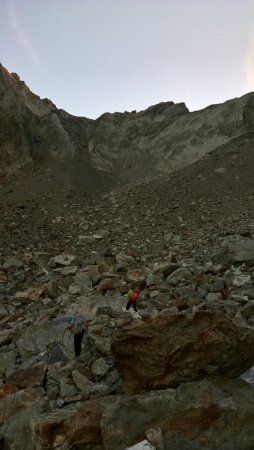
[1,63,254,183]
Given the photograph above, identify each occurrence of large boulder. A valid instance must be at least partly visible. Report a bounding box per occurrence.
[26,397,115,449]
[16,322,72,359]
[0,387,43,426]
[0,398,48,450]
[0,396,115,450]
[101,378,254,450]
[166,267,192,286]
[6,366,46,389]
[111,310,254,393]
[213,237,254,264]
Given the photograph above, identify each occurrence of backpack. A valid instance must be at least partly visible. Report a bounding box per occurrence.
[126,289,134,299]
[129,291,139,303]
[72,314,87,334]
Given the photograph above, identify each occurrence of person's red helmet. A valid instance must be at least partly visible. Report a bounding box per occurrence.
[134,288,140,293]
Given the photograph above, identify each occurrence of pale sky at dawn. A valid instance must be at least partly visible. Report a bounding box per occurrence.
[1,0,254,118]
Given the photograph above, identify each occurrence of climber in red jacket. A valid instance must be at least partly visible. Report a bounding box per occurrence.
[126,288,140,312]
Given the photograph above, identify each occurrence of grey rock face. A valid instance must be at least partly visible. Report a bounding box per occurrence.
[86,91,254,175]
[166,267,192,286]
[91,358,111,379]
[16,322,72,359]
[72,272,93,290]
[53,254,76,266]
[0,65,76,174]
[240,366,254,386]
[214,237,254,264]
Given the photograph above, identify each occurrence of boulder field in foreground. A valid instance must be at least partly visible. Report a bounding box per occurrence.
[2,378,254,450]
[101,378,254,450]
[2,244,254,449]
[111,310,254,393]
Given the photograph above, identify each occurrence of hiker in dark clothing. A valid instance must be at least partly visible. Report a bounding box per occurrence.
[52,312,90,358]
[126,288,140,312]
[73,329,85,357]
[68,313,87,357]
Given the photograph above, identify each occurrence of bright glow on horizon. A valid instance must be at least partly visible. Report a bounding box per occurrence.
[1,0,253,119]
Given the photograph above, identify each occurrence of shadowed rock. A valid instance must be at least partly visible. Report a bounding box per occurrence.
[101,378,254,450]
[26,397,116,449]
[6,366,46,389]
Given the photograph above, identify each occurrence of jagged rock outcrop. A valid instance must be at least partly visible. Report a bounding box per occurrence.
[0,64,78,174]
[88,93,254,174]
[87,102,188,173]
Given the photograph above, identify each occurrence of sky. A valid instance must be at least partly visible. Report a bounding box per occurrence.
[1,0,254,119]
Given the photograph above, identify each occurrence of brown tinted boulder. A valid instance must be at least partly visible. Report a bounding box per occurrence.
[0,387,43,425]
[111,310,254,393]
[6,366,46,389]
[27,397,116,449]
[97,277,121,293]
[0,384,19,399]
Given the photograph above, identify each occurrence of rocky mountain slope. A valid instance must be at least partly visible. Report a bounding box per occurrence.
[87,93,254,175]
[0,64,78,174]
[1,65,254,449]
[1,63,254,182]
